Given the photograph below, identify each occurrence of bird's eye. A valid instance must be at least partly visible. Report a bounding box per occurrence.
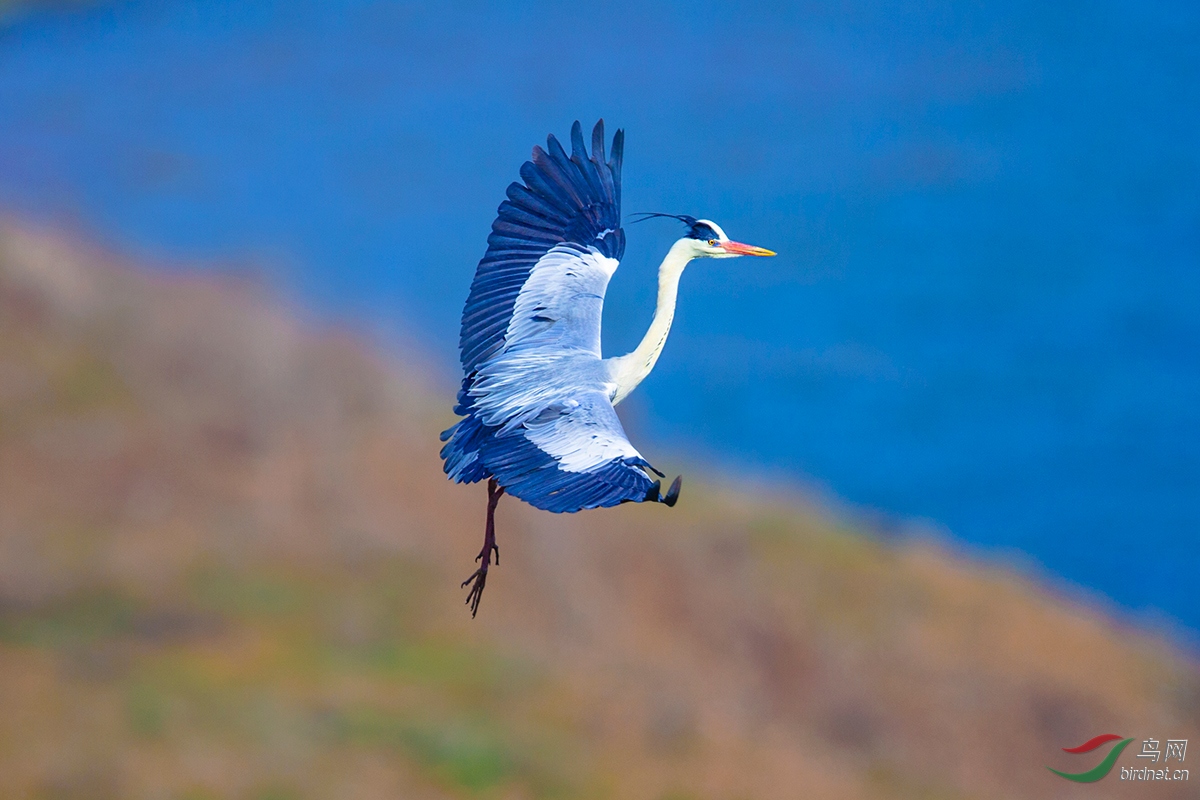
[707,238,716,246]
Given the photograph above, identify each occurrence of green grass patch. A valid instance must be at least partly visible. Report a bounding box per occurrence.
[189,566,311,619]
[866,761,972,800]
[171,789,223,800]
[126,681,169,738]
[329,708,514,793]
[51,347,133,413]
[0,587,138,647]
[326,637,532,697]
[247,784,303,800]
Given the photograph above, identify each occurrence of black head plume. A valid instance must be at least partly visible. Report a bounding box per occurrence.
[628,212,720,241]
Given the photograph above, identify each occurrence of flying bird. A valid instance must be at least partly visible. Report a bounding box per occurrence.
[440,120,775,615]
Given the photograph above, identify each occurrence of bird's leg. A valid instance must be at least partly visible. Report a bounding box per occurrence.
[462,477,504,617]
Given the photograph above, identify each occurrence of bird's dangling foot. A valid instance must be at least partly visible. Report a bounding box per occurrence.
[462,477,504,617]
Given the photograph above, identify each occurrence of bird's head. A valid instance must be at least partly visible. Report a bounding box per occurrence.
[630,213,776,259]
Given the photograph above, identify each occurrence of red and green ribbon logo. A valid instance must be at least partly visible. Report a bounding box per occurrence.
[1048,734,1135,782]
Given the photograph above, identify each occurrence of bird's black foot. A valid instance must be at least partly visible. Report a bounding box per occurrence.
[463,478,503,618]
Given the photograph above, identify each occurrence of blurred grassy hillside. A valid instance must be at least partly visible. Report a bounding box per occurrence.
[0,220,1195,800]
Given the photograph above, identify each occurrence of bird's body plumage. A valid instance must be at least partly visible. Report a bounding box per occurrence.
[441,120,670,512]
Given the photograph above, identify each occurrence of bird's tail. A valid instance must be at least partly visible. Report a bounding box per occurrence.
[440,413,490,484]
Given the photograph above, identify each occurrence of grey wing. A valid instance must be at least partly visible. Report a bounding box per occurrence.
[458,120,624,371]
[501,243,619,359]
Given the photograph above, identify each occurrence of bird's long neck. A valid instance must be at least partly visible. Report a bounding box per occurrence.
[609,239,694,405]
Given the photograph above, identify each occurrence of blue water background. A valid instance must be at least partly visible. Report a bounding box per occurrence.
[1,1,1197,631]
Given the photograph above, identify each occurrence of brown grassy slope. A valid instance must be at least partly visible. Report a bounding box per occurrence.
[0,220,1196,800]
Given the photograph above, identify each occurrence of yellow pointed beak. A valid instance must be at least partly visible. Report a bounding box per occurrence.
[719,240,776,257]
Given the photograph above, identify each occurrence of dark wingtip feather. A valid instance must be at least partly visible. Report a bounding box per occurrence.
[570,120,586,159]
[591,119,605,163]
[610,128,624,174]
[663,475,682,507]
[545,131,572,168]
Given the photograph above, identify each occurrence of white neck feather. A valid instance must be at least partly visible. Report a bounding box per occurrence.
[608,238,695,405]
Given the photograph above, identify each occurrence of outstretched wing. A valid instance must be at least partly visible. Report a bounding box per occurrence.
[459,120,625,371]
[443,120,677,511]
[477,388,676,513]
